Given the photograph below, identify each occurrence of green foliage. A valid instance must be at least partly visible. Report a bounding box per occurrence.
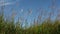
[0,14,60,34]
[0,10,60,34]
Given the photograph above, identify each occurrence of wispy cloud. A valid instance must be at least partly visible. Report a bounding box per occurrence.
[0,0,15,6]
[0,2,15,6]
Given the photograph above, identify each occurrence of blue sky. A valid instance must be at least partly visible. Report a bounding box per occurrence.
[0,0,60,25]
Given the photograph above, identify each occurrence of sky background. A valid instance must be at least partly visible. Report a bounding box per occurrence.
[0,0,60,26]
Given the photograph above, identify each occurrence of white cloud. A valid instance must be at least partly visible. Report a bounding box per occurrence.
[0,2,15,6]
[0,0,15,6]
